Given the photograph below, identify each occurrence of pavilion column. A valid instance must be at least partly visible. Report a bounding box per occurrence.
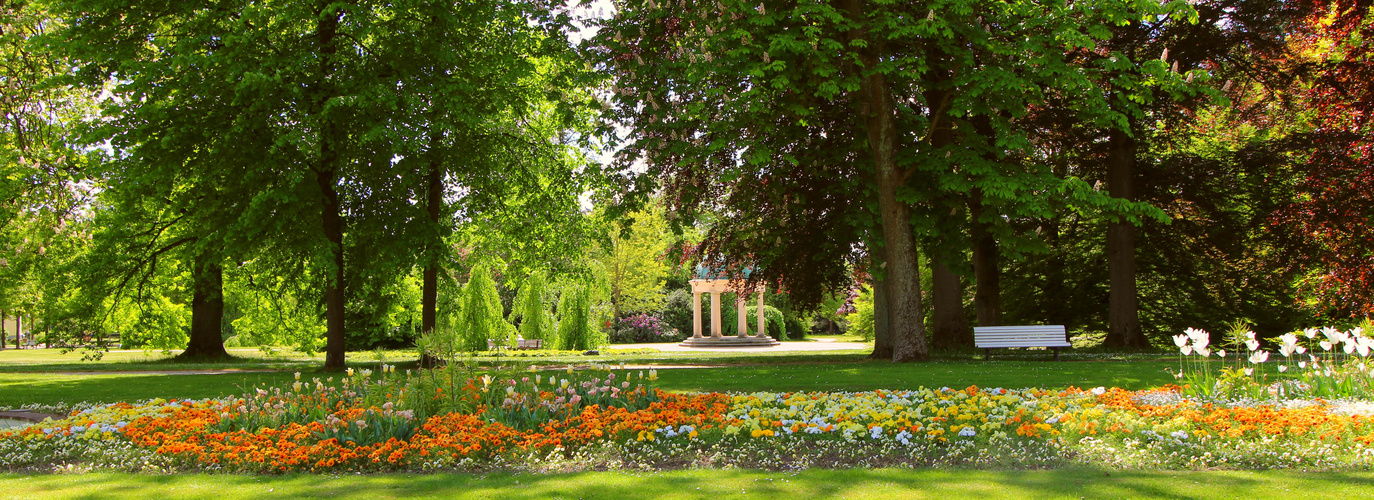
[756,286,766,338]
[692,291,703,338]
[710,292,723,338]
[736,293,747,337]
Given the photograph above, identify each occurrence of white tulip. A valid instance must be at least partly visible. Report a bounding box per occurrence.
[1246,339,1260,351]
[1278,365,1288,372]
[1181,346,1193,356]
[1186,328,1210,348]
[1173,334,1189,348]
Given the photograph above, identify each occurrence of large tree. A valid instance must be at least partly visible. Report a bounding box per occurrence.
[590,0,1173,360]
[57,0,595,367]
[1274,0,1374,317]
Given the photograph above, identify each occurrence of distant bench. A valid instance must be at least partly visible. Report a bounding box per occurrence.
[488,338,544,350]
[974,325,1070,361]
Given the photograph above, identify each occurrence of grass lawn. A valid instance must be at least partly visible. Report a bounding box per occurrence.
[2,468,1372,499]
[0,344,1170,373]
[6,346,1341,500]
[1,357,1177,408]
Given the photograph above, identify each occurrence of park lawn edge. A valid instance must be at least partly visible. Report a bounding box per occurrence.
[2,467,1374,499]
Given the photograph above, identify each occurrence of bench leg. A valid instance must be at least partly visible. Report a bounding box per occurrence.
[984,348,991,361]
[1052,347,1060,362]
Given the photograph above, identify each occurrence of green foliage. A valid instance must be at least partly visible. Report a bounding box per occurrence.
[224,269,326,355]
[458,264,514,352]
[556,283,604,351]
[744,305,786,341]
[510,271,555,345]
[659,289,695,337]
[846,286,876,342]
[595,205,671,318]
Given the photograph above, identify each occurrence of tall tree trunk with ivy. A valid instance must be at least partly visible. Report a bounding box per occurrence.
[420,123,443,367]
[315,6,347,370]
[869,256,894,359]
[930,258,971,349]
[969,190,1002,327]
[847,0,929,362]
[1105,125,1147,348]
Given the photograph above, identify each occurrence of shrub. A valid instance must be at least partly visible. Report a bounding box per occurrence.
[846,286,875,341]
[744,305,786,340]
[785,315,808,340]
[610,314,684,343]
[659,289,694,335]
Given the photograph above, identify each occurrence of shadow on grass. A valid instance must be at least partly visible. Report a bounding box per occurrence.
[653,358,1178,393]
[2,355,1182,408]
[0,372,301,408]
[5,468,1374,499]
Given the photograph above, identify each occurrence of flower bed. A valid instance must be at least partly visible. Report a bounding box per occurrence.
[5,366,1374,473]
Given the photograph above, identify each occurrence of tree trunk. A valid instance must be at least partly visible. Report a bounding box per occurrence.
[969,190,1002,327]
[869,261,893,359]
[1042,217,1068,326]
[930,257,971,349]
[15,315,21,349]
[1,310,6,350]
[317,7,347,370]
[420,127,443,368]
[181,253,228,359]
[846,0,928,362]
[1105,126,1147,348]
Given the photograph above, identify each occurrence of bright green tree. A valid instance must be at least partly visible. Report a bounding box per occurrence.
[458,264,514,351]
[510,271,555,346]
[596,205,670,319]
[556,282,605,351]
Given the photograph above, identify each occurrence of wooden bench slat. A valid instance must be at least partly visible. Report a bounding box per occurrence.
[974,327,1065,333]
[976,333,1066,338]
[977,342,1072,347]
[973,325,1069,360]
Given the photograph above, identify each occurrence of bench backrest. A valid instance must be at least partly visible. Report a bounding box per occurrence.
[973,325,1070,348]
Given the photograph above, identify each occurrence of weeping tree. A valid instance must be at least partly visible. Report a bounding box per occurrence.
[556,283,604,351]
[510,271,555,346]
[458,264,514,351]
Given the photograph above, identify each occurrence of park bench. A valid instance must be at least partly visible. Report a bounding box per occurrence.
[487,338,544,350]
[973,325,1071,361]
